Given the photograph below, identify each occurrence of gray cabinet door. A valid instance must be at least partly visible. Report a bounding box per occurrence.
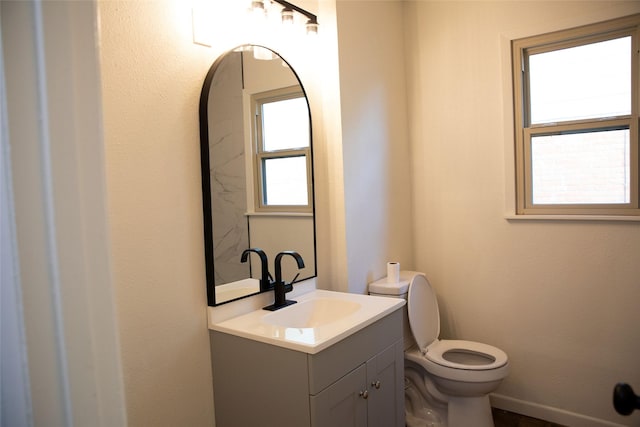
[311,340,404,427]
[366,341,405,427]
[310,364,367,427]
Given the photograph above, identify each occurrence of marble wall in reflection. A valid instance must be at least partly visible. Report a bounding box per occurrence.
[208,52,251,284]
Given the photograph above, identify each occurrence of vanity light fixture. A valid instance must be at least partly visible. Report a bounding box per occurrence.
[249,0,319,35]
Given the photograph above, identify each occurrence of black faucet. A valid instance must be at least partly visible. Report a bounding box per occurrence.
[240,248,273,291]
[263,251,305,311]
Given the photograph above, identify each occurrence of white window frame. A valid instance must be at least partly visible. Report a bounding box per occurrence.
[512,14,640,216]
[251,86,312,213]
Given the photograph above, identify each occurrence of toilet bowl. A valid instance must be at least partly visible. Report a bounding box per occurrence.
[369,271,509,427]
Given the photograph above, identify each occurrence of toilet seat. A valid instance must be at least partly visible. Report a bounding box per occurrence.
[425,340,508,370]
[405,345,509,385]
[407,273,508,372]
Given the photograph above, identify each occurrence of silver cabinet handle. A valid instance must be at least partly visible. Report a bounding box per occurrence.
[359,390,369,399]
[371,381,381,389]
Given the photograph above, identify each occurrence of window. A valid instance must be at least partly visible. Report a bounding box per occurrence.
[512,14,640,216]
[252,87,312,212]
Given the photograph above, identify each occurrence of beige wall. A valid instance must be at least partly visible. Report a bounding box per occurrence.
[99,2,216,424]
[404,1,640,425]
[98,0,338,424]
[336,1,414,294]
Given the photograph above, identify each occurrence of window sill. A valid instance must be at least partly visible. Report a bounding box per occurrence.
[505,214,640,222]
[245,211,313,218]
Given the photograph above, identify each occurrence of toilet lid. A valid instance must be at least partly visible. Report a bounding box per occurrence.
[407,273,440,350]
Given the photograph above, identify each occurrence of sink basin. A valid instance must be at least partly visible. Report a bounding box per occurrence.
[263,298,361,328]
[210,289,405,354]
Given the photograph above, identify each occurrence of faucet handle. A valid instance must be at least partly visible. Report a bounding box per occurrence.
[263,272,275,291]
[283,273,300,293]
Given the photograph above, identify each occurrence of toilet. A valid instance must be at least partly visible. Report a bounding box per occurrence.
[369,271,509,427]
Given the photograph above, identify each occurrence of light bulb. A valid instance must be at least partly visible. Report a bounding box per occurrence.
[281,8,294,25]
[250,1,266,19]
[306,20,319,36]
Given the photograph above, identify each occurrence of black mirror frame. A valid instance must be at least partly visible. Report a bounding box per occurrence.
[198,45,317,306]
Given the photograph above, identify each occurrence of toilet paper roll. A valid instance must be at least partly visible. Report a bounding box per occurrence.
[387,262,400,283]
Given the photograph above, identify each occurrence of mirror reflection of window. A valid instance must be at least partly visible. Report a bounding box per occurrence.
[262,97,310,150]
[253,88,312,212]
[263,156,308,205]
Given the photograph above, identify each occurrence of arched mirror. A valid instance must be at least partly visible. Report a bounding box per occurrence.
[199,45,316,306]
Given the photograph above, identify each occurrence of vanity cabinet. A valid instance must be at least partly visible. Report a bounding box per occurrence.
[210,309,404,427]
[311,341,402,427]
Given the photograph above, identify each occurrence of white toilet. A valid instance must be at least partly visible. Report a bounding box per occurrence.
[369,271,509,427]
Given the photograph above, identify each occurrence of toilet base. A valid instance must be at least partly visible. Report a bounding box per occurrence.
[405,367,448,427]
[448,394,494,427]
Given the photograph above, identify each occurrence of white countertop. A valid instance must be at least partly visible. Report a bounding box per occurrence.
[209,289,405,354]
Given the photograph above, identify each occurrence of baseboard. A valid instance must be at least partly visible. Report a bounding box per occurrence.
[490,393,626,427]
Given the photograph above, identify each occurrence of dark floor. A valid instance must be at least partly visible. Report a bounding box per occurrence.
[492,408,566,427]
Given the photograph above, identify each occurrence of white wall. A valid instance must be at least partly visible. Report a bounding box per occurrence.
[249,216,316,280]
[404,1,640,425]
[335,0,414,294]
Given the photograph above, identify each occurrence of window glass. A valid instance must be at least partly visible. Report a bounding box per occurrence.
[531,129,630,204]
[262,97,310,151]
[529,36,631,124]
[512,15,640,216]
[263,156,308,205]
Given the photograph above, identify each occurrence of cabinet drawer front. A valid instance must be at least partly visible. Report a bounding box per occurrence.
[308,309,402,395]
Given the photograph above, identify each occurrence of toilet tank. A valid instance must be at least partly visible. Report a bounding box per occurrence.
[369,271,416,350]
